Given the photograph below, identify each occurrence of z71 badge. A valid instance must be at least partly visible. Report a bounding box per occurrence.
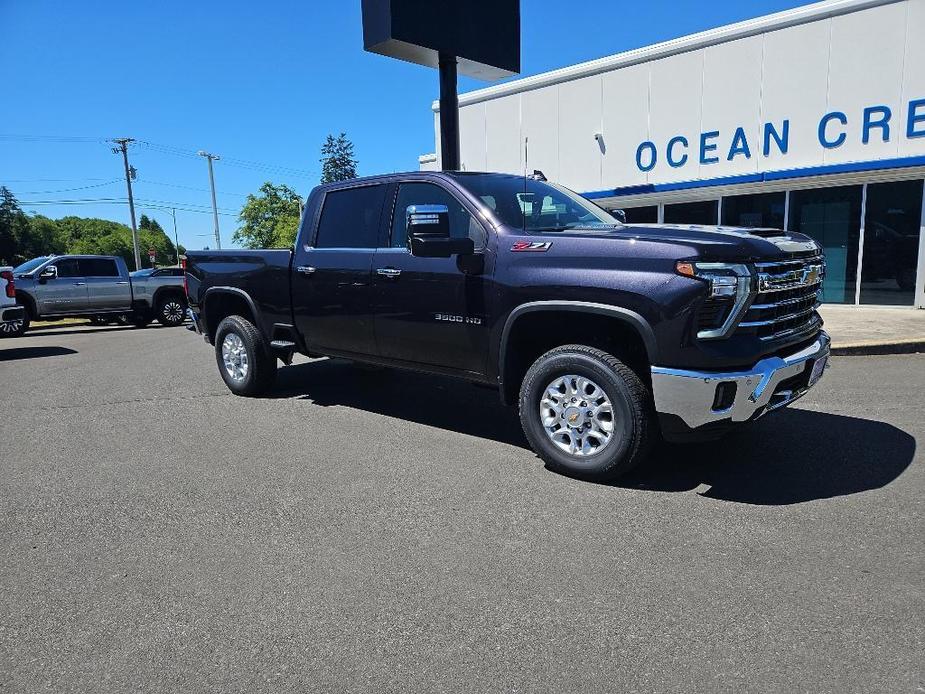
[511,241,552,252]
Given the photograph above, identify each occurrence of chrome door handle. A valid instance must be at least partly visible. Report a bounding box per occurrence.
[116,281,129,285]
[73,282,86,286]
[296,266,316,275]
[376,268,402,278]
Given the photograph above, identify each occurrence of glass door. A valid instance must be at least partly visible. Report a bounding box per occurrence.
[787,186,862,304]
[859,179,924,306]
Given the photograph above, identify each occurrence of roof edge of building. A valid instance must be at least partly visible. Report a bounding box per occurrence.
[432,0,901,112]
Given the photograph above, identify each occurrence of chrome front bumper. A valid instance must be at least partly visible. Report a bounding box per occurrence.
[650,332,830,430]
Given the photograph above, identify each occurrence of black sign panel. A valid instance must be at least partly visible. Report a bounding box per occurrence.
[362,0,520,80]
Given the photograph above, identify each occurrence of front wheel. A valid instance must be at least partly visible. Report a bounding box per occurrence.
[519,345,654,481]
[214,315,277,396]
[0,314,29,338]
[156,295,187,327]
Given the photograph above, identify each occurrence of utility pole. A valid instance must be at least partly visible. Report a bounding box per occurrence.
[171,208,180,265]
[111,138,141,270]
[197,150,222,249]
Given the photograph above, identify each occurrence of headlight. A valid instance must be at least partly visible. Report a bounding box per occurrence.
[676,261,754,339]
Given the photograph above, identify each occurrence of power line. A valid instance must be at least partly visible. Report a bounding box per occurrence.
[19,199,239,217]
[14,179,122,195]
[136,179,248,198]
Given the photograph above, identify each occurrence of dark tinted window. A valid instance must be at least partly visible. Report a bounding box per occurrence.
[622,206,658,224]
[55,258,81,278]
[859,179,923,306]
[153,268,183,277]
[664,200,719,225]
[390,182,486,249]
[315,185,386,249]
[80,258,119,277]
[721,192,785,229]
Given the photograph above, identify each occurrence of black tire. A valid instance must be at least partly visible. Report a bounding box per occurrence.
[156,294,187,327]
[0,313,29,338]
[214,315,277,396]
[89,316,108,326]
[518,345,654,481]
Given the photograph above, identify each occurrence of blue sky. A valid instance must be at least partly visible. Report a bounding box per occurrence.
[1,0,813,251]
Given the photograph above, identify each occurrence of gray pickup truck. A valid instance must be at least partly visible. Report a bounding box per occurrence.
[5,255,187,337]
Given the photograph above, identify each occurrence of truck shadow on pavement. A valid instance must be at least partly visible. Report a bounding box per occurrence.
[624,410,916,505]
[276,358,916,506]
[0,345,78,361]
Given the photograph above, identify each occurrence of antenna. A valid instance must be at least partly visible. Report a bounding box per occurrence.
[522,136,529,234]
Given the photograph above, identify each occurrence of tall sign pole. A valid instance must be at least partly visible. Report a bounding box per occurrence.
[438,53,460,171]
[362,0,520,172]
[111,138,141,271]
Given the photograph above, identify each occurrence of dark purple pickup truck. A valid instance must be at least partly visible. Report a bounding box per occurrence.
[185,171,829,480]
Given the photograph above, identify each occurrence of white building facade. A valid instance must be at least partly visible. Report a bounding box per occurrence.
[423,0,925,307]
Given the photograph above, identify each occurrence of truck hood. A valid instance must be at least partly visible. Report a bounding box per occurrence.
[613,223,820,261]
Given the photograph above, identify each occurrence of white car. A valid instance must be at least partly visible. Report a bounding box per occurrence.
[0,266,26,336]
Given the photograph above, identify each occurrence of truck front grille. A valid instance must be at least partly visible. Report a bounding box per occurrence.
[736,254,825,341]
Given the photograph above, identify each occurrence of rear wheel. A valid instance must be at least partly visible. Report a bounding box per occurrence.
[156,295,187,327]
[214,315,277,396]
[519,345,654,481]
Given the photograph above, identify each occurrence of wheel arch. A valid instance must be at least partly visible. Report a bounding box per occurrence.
[497,301,659,405]
[202,287,264,344]
[14,289,37,319]
[152,284,187,307]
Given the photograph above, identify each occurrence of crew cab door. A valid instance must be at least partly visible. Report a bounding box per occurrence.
[291,182,387,356]
[35,258,89,314]
[81,258,132,311]
[372,181,491,375]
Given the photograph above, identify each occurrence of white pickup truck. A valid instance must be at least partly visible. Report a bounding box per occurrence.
[0,267,26,336]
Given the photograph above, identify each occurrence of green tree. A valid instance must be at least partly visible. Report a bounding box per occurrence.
[18,216,66,260]
[320,132,358,183]
[233,182,302,249]
[0,186,29,264]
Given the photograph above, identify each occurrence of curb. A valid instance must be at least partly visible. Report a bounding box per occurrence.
[830,338,925,356]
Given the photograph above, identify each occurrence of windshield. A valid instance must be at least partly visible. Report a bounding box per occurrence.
[13,257,50,275]
[449,173,618,232]
[130,268,155,277]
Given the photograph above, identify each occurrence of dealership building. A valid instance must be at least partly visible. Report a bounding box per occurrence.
[420,0,925,308]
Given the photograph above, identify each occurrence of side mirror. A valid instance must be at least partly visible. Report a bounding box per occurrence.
[38,266,57,283]
[406,204,474,258]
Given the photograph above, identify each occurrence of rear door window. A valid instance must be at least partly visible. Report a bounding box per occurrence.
[314,185,386,249]
[79,258,119,277]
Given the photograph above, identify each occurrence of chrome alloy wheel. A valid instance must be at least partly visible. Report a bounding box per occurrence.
[0,319,23,335]
[221,332,249,382]
[162,301,185,323]
[540,374,615,456]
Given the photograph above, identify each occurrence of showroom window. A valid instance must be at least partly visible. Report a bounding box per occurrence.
[622,206,658,224]
[787,186,863,304]
[664,200,718,225]
[859,179,924,306]
[721,192,786,229]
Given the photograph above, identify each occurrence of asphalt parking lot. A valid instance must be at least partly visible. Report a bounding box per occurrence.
[1,324,922,693]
